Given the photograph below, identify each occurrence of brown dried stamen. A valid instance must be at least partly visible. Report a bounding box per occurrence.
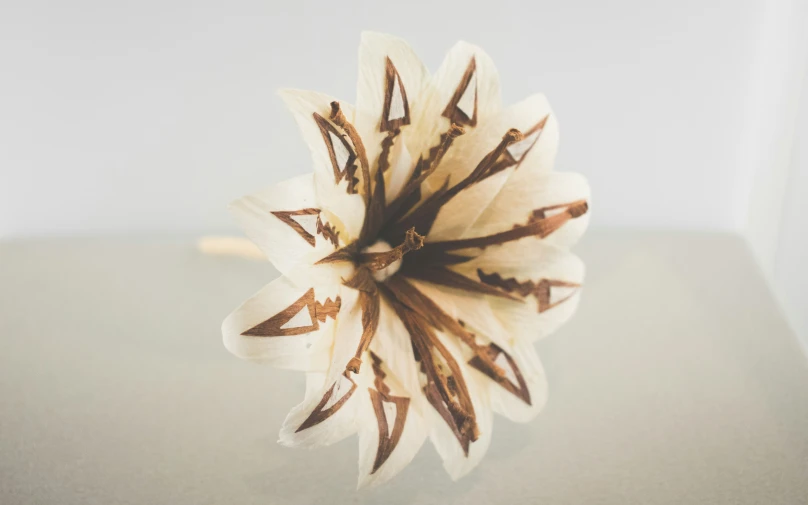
[357,228,424,272]
[342,268,380,374]
[467,128,523,184]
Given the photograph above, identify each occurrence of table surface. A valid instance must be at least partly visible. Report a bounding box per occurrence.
[1,231,807,505]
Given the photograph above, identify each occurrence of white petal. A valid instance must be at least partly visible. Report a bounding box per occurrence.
[427,330,493,480]
[468,338,549,423]
[406,278,511,350]
[323,288,364,385]
[278,89,366,242]
[405,41,502,198]
[369,298,424,395]
[228,173,351,284]
[354,32,428,165]
[426,167,511,242]
[425,93,560,240]
[453,240,586,342]
[356,341,429,487]
[463,171,591,249]
[278,370,362,448]
[384,139,414,204]
[222,276,342,371]
[498,93,559,177]
[278,287,369,447]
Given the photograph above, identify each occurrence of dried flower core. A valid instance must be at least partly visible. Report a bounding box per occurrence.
[237,52,589,475]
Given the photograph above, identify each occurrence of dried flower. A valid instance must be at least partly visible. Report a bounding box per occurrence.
[222,32,590,487]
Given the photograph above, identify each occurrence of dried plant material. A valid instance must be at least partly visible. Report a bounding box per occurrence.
[222,31,590,488]
[197,236,264,260]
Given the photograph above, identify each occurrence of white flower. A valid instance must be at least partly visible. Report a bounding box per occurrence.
[222,32,590,488]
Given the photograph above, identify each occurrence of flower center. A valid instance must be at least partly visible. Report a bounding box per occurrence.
[356,228,424,282]
[362,240,403,282]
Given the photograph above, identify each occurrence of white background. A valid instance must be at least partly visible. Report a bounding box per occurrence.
[1,0,806,341]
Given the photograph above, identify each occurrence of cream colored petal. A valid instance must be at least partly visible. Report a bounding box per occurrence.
[500,340,549,421]
[405,278,511,350]
[428,330,493,481]
[468,336,549,423]
[452,240,586,342]
[384,139,414,205]
[228,173,352,284]
[462,171,591,250]
[495,93,559,178]
[278,287,369,447]
[405,41,502,197]
[356,389,428,488]
[426,94,560,241]
[278,370,363,448]
[356,319,430,488]
[369,297,424,395]
[425,168,511,242]
[355,32,429,178]
[222,275,343,372]
[278,89,367,242]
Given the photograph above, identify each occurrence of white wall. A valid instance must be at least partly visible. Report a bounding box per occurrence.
[0,0,784,237]
[735,0,808,348]
[742,0,808,276]
[770,71,808,348]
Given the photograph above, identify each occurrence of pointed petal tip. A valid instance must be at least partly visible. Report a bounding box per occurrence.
[277,87,304,96]
[360,30,388,40]
[225,197,240,214]
[276,88,327,107]
[221,310,248,360]
[355,474,371,490]
[452,39,487,55]
[360,30,406,44]
[446,465,474,482]
[276,87,307,104]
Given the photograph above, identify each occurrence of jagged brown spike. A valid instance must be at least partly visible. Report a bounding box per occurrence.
[367,352,411,473]
[442,57,478,126]
[312,113,359,193]
[330,101,371,204]
[369,351,390,395]
[477,269,580,313]
[242,289,340,337]
[369,389,410,473]
[314,297,341,322]
[271,208,320,247]
[399,264,522,301]
[296,372,357,432]
[315,215,340,247]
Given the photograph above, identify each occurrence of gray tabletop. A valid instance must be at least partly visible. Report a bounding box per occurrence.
[1,231,807,504]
